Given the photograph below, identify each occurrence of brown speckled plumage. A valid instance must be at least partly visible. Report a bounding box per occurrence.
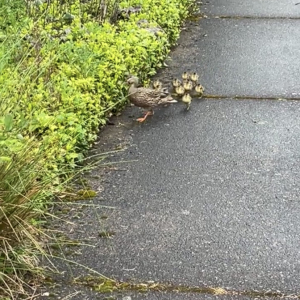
[127,76,177,109]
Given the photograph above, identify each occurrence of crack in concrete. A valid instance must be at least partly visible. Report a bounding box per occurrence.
[74,276,300,298]
[203,94,300,101]
[207,15,300,20]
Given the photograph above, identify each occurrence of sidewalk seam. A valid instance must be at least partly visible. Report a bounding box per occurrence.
[205,15,300,20]
[202,95,300,101]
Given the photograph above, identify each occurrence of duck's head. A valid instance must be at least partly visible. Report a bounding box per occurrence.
[182,71,190,80]
[126,76,139,86]
[153,79,162,89]
[190,72,199,82]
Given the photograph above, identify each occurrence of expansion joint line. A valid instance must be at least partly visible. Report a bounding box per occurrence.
[205,15,300,20]
[203,94,300,101]
[74,276,300,299]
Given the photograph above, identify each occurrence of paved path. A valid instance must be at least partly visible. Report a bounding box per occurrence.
[45,1,300,299]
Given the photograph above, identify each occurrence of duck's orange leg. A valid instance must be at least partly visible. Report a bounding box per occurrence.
[136,110,154,122]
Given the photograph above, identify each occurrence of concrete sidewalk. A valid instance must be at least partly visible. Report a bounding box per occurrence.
[45,1,300,299]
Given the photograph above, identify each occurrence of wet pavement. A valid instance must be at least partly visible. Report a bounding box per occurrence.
[43,1,300,299]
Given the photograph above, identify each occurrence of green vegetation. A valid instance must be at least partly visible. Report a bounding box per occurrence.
[74,275,291,298]
[0,0,195,297]
[74,275,228,294]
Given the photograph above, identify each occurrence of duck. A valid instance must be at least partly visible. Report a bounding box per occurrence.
[195,84,205,96]
[182,71,190,80]
[183,80,193,92]
[175,85,185,96]
[127,76,177,122]
[172,78,181,88]
[152,79,163,91]
[190,72,199,83]
[182,93,192,110]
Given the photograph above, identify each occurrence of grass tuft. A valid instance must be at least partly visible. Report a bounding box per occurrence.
[0,140,51,298]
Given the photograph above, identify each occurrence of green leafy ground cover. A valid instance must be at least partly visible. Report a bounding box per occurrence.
[0,0,195,297]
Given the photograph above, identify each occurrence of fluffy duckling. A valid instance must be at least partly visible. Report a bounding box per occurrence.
[190,72,199,83]
[175,85,185,96]
[183,80,193,92]
[182,93,192,110]
[195,84,205,96]
[152,79,163,91]
[182,71,190,80]
[172,78,181,88]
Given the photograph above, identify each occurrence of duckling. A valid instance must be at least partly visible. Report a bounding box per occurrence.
[183,80,193,92]
[152,79,163,91]
[195,84,205,96]
[127,76,177,122]
[172,78,181,88]
[182,93,192,110]
[175,85,185,96]
[190,72,199,83]
[182,71,190,80]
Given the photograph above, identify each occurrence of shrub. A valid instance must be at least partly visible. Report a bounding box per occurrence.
[1,0,194,171]
[0,0,195,297]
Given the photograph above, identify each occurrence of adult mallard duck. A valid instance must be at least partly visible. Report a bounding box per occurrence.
[127,76,177,122]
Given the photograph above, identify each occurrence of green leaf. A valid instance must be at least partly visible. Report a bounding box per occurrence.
[4,114,13,132]
[67,153,79,159]
[0,156,11,163]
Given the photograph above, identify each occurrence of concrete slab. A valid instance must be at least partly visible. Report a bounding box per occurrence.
[60,99,300,296]
[202,0,300,18]
[162,19,300,98]
[42,2,300,299]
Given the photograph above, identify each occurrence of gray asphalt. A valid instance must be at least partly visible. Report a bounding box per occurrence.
[43,1,300,299]
[202,0,300,17]
[164,19,300,98]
